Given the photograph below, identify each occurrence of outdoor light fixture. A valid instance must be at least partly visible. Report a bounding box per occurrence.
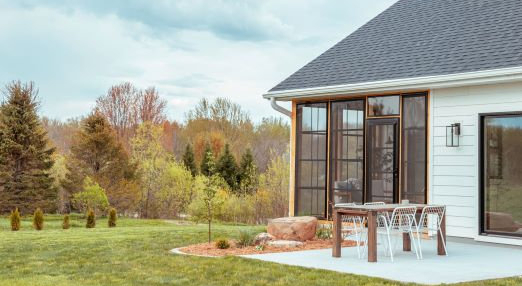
[446,123,461,147]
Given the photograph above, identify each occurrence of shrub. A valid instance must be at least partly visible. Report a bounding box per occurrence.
[108,208,117,228]
[10,208,21,231]
[86,209,96,228]
[237,230,255,248]
[33,208,44,231]
[73,177,109,213]
[316,225,332,240]
[215,238,230,249]
[62,214,70,229]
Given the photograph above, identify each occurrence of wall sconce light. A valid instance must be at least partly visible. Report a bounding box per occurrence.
[446,123,460,147]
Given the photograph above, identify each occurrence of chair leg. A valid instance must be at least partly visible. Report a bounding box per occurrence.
[353,219,361,259]
[385,229,393,262]
[416,231,423,260]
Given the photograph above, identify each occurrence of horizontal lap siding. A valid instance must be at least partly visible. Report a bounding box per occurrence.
[430,82,522,238]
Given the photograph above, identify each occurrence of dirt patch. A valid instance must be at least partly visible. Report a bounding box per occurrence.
[177,239,358,257]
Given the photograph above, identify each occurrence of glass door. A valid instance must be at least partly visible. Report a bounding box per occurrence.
[366,118,399,203]
[481,114,522,237]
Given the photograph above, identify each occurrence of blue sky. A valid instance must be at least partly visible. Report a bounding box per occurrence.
[0,0,396,123]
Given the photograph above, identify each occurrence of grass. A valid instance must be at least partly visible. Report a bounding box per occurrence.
[0,215,520,286]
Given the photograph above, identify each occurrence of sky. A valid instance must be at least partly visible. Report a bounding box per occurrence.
[0,0,397,123]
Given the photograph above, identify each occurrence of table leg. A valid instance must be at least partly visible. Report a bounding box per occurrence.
[438,213,447,255]
[332,210,341,257]
[403,233,411,251]
[367,211,377,262]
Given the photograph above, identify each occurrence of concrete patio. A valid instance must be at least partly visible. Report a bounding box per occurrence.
[242,238,522,285]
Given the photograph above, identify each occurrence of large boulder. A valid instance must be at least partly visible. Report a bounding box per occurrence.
[267,216,318,241]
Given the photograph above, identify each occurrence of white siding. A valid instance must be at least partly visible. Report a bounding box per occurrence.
[430,81,522,239]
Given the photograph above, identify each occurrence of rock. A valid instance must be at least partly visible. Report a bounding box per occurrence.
[267,216,318,242]
[268,240,304,248]
[254,232,274,245]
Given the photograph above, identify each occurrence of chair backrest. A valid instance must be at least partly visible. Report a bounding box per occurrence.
[335,202,356,208]
[418,205,445,230]
[389,206,417,230]
[335,203,357,222]
[364,202,385,206]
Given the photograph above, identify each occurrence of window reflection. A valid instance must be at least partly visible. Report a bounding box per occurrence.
[368,96,400,116]
[483,115,522,236]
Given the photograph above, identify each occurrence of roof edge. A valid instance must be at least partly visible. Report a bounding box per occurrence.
[263,66,522,100]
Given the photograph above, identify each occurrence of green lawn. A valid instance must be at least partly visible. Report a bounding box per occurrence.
[0,215,520,286]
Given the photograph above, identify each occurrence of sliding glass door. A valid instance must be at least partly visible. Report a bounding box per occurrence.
[481,114,522,237]
[330,100,365,206]
[295,103,327,217]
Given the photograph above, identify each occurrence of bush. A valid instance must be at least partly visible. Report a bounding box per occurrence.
[62,214,70,229]
[215,238,230,249]
[237,230,255,248]
[86,209,96,228]
[33,208,44,230]
[316,225,332,240]
[108,208,117,228]
[73,177,109,213]
[10,208,21,231]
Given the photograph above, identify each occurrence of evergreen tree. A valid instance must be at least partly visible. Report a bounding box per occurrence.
[216,144,239,191]
[0,81,56,214]
[182,143,198,177]
[61,112,133,212]
[200,143,215,177]
[238,148,258,195]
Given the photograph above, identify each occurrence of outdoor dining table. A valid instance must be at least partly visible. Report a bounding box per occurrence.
[332,203,446,262]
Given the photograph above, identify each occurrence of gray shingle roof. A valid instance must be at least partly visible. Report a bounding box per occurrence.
[269,0,522,92]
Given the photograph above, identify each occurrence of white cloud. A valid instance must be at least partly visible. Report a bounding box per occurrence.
[0,0,397,122]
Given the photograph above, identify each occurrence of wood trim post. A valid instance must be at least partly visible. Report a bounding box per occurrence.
[289,101,297,217]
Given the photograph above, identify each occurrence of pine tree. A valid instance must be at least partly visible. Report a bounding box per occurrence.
[238,148,258,195]
[200,143,215,177]
[182,144,198,177]
[61,112,133,213]
[0,81,56,214]
[216,144,239,191]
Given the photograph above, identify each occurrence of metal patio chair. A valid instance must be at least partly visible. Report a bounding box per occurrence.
[363,206,421,262]
[335,203,364,258]
[415,205,448,259]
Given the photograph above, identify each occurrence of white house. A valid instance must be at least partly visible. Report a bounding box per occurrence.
[264,0,522,245]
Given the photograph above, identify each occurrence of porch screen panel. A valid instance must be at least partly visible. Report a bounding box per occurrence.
[401,95,427,203]
[482,115,522,237]
[296,103,327,217]
[330,100,364,205]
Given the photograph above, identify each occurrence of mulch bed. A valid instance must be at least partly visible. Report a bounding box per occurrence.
[177,239,358,257]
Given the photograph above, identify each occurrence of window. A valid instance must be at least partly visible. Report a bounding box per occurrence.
[296,103,328,217]
[401,95,427,203]
[481,114,522,237]
[330,100,365,206]
[368,96,400,116]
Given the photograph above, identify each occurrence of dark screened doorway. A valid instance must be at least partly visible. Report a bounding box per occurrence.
[366,118,399,203]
